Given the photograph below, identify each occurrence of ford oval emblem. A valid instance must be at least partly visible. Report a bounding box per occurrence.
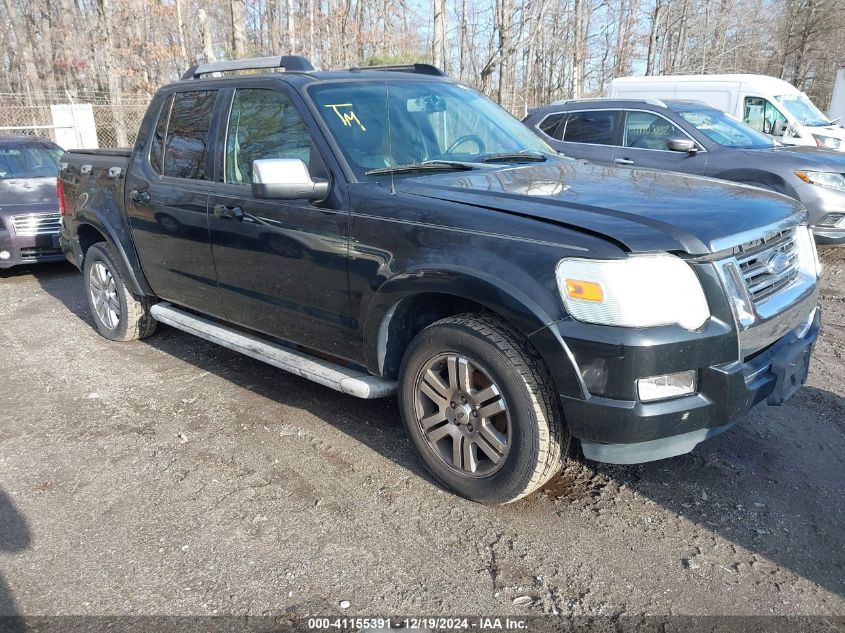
[766,252,789,275]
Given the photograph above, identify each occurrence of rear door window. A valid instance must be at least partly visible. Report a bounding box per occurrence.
[560,111,619,145]
[162,91,217,180]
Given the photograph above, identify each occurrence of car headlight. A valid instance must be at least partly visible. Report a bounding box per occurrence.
[556,254,710,330]
[812,135,841,150]
[795,170,845,192]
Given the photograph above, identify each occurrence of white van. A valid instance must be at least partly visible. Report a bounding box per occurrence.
[831,67,845,123]
[609,74,845,151]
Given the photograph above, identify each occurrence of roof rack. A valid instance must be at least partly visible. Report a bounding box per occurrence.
[181,55,314,80]
[350,63,446,77]
[551,97,668,108]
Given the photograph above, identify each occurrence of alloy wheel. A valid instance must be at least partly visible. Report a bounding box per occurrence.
[89,261,120,330]
[414,353,511,477]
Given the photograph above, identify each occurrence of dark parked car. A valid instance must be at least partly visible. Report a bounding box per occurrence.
[59,57,820,504]
[0,136,66,268]
[523,99,845,244]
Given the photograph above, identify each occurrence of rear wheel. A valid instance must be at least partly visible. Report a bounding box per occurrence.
[83,241,157,342]
[398,314,567,504]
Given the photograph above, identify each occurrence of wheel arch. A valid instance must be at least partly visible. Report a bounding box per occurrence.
[75,220,150,297]
[363,266,562,381]
[716,169,797,199]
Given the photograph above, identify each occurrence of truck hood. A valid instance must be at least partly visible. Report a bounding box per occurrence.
[396,160,805,255]
[0,177,59,216]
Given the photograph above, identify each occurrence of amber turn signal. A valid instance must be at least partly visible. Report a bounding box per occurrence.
[564,279,604,302]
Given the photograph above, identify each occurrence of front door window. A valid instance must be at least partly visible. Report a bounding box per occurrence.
[623,111,688,150]
[224,88,312,184]
[743,97,787,136]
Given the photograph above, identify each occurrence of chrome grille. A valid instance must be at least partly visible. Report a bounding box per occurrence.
[735,228,800,304]
[11,212,62,236]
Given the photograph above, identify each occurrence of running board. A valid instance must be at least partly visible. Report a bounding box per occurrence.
[150,302,397,399]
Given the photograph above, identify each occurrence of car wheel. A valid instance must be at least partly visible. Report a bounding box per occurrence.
[83,241,157,342]
[398,314,568,504]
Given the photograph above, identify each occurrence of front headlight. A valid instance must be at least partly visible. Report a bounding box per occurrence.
[795,170,845,192]
[556,254,710,330]
[812,135,842,150]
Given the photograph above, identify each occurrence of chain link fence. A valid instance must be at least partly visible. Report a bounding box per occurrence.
[0,93,150,149]
[0,92,540,149]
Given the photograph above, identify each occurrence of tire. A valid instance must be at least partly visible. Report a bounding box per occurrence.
[398,314,568,504]
[83,241,157,342]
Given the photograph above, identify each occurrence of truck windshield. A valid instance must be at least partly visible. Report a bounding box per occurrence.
[0,143,63,180]
[308,80,551,177]
[676,109,776,149]
[774,93,830,127]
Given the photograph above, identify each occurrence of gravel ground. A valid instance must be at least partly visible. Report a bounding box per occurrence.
[0,248,843,621]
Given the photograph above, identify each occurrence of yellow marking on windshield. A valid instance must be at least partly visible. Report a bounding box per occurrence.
[324,103,367,131]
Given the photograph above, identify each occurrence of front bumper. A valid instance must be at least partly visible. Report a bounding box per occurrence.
[812,226,845,245]
[0,230,65,268]
[795,182,845,244]
[532,293,820,465]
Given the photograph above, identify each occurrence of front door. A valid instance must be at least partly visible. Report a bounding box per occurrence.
[612,110,708,175]
[125,90,221,316]
[207,86,353,357]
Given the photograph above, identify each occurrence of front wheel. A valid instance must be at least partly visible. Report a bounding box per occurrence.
[398,314,568,504]
[83,241,157,342]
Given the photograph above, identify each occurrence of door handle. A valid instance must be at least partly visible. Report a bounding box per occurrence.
[213,204,245,221]
[613,158,635,165]
[129,189,151,204]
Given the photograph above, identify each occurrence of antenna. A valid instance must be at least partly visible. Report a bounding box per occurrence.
[384,70,396,195]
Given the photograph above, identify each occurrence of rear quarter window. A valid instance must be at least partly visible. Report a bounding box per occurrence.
[149,95,173,175]
[537,113,566,138]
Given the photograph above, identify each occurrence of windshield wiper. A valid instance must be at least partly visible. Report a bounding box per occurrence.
[480,151,548,164]
[365,160,477,176]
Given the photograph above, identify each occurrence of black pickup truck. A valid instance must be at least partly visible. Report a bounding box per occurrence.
[59,56,821,504]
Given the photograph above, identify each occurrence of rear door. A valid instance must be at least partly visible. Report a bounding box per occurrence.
[613,110,708,174]
[539,109,620,164]
[206,84,353,356]
[125,89,222,316]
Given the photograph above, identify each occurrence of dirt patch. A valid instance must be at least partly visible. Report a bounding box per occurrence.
[0,255,843,617]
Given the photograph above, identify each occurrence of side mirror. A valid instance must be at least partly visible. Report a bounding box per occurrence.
[771,119,786,137]
[251,158,329,201]
[666,138,697,153]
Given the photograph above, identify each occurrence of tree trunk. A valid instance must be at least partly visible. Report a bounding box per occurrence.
[572,0,585,98]
[459,0,468,80]
[96,0,128,147]
[287,0,296,55]
[646,1,663,75]
[3,0,42,102]
[198,8,216,63]
[230,0,247,58]
[175,0,189,65]
[432,0,447,70]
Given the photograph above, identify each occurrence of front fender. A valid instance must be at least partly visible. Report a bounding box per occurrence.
[361,264,584,399]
